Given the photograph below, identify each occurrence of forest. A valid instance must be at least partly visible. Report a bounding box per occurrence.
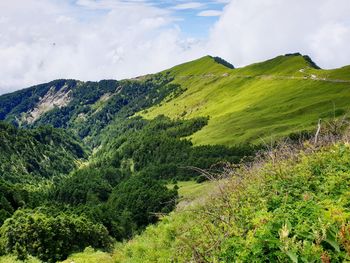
[0,111,255,262]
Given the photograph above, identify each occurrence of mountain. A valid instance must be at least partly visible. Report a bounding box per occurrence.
[0,53,350,262]
[142,54,350,145]
[1,53,349,147]
[0,76,179,146]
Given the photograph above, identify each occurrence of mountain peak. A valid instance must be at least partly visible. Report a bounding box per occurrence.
[235,53,321,76]
[210,56,235,69]
[284,53,321,69]
[165,55,234,76]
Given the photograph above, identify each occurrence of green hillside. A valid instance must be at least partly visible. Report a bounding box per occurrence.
[0,75,179,146]
[1,54,349,148]
[1,53,350,262]
[113,138,350,262]
[0,122,86,226]
[142,54,350,145]
[0,122,86,183]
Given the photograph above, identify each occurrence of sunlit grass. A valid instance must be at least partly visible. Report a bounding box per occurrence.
[142,55,350,146]
[60,247,113,263]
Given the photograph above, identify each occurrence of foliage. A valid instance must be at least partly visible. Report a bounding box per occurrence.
[0,255,41,263]
[143,54,350,146]
[60,247,114,263]
[113,141,350,262]
[0,209,112,262]
[94,115,258,181]
[0,121,86,183]
[52,168,115,205]
[0,179,28,225]
[0,122,86,226]
[213,56,235,69]
[108,175,177,231]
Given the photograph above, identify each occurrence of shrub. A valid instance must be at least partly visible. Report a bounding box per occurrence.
[0,210,113,262]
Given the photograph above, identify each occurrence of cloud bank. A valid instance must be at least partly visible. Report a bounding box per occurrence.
[0,0,206,93]
[0,0,349,94]
[208,0,350,69]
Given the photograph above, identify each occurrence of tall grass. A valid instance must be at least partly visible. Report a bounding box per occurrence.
[113,119,350,262]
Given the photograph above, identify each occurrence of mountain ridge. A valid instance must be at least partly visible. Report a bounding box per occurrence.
[0,53,349,147]
[141,53,350,145]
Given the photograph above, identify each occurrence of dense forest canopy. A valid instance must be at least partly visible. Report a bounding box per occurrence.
[0,115,254,261]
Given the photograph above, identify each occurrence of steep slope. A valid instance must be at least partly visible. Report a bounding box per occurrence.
[0,121,86,227]
[142,54,350,145]
[113,140,350,262]
[0,119,180,262]
[0,122,86,183]
[0,75,179,146]
[1,54,349,147]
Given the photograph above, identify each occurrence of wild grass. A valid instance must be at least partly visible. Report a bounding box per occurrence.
[0,255,41,263]
[112,120,350,262]
[167,180,217,209]
[142,55,350,146]
[60,247,113,263]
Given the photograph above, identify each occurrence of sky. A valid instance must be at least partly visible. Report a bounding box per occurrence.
[0,0,349,94]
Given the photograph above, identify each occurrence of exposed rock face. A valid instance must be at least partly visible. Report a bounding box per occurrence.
[24,85,72,124]
[98,92,113,102]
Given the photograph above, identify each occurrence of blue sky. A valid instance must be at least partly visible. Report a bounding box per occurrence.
[150,0,228,38]
[70,0,229,38]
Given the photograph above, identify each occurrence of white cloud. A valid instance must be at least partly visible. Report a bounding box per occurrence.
[197,10,222,17]
[172,2,205,10]
[76,0,150,10]
[214,0,231,3]
[0,0,205,94]
[207,0,350,69]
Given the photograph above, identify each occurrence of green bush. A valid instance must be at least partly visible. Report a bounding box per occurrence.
[0,210,112,262]
[107,175,178,239]
[113,143,350,262]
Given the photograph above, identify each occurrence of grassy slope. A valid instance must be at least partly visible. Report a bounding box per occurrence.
[10,142,350,262]
[54,181,214,263]
[112,141,350,262]
[0,255,41,263]
[142,55,350,146]
[167,180,218,210]
[60,247,114,263]
[169,181,216,201]
[113,180,221,263]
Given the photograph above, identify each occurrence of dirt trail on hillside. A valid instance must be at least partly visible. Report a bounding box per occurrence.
[179,74,350,84]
